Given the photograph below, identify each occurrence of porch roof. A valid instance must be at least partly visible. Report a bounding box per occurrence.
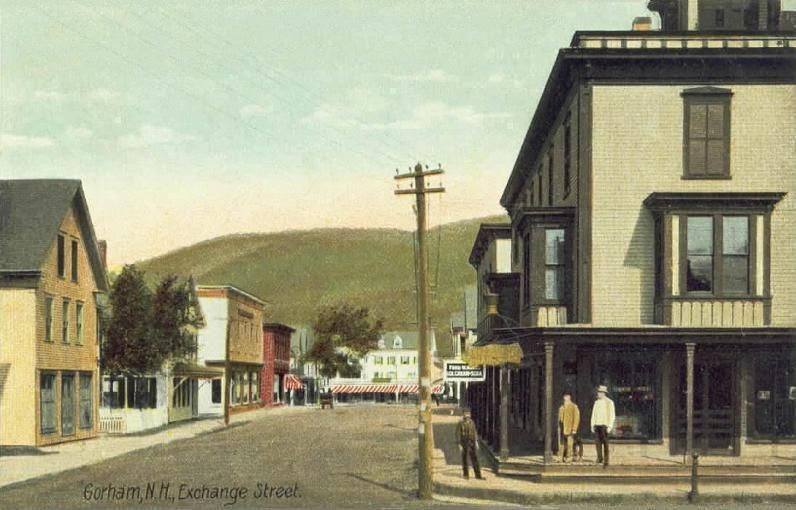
[173,362,224,378]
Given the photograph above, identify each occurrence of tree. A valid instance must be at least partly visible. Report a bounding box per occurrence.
[151,275,203,361]
[102,265,156,375]
[102,267,201,375]
[306,304,384,378]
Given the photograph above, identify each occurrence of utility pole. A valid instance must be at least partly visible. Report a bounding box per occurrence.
[395,162,445,499]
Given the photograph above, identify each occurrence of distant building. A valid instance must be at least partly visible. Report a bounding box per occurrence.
[289,325,323,405]
[330,330,443,402]
[261,323,295,406]
[0,179,109,446]
[196,285,265,416]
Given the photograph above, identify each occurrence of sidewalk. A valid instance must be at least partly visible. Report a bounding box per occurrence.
[431,410,796,505]
[0,405,308,489]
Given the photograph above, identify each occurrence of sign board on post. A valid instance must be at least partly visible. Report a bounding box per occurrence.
[444,360,486,382]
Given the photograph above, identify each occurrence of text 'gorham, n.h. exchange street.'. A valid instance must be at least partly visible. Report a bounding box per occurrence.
[82,481,301,506]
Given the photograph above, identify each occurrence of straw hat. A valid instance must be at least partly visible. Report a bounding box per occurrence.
[596,385,609,394]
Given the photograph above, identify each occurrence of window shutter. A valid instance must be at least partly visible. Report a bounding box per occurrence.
[706,140,725,175]
[689,104,707,139]
[689,142,706,174]
[707,104,724,137]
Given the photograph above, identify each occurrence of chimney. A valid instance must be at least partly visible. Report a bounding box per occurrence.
[632,16,653,31]
[97,240,108,270]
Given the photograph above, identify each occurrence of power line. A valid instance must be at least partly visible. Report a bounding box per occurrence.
[145,3,416,161]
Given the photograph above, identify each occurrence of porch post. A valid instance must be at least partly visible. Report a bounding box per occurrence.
[499,364,510,461]
[544,341,554,463]
[686,342,696,462]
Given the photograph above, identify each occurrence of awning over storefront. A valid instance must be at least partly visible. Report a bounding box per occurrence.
[330,384,444,394]
[284,374,305,390]
[172,362,224,378]
[462,342,523,367]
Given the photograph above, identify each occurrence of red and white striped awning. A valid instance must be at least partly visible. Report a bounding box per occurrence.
[330,384,444,394]
[284,374,305,390]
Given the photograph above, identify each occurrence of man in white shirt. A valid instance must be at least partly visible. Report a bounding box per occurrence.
[590,385,615,467]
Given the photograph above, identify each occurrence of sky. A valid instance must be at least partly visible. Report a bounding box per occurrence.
[0,1,652,265]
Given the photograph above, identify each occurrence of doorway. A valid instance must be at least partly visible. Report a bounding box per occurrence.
[673,357,737,455]
[61,374,75,436]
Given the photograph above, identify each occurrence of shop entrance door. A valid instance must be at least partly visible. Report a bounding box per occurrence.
[674,359,737,455]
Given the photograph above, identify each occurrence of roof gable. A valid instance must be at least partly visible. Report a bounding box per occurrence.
[0,179,108,292]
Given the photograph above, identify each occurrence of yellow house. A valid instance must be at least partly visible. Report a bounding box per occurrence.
[0,179,109,446]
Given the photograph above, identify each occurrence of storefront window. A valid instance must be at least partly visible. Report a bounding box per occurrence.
[753,357,796,440]
[590,353,658,440]
[251,372,259,402]
[242,372,250,403]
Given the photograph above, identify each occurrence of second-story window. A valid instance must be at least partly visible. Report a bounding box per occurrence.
[522,232,531,307]
[57,234,66,278]
[563,119,572,197]
[544,229,566,301]
[547,149,554,206]
[71,239,78,282]
[45,296,54,342]
[686,215,749,295]
[62,299,70,343]
[682,87,732,179]
[75,302,84,345]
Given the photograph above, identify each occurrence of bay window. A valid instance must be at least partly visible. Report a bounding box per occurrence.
[685,214,750,296]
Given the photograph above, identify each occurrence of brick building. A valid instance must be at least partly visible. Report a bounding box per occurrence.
[0,180,109,446]
[261,323,295,406]
[468,0,796,464]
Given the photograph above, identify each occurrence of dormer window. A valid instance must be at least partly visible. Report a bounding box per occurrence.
[393,336,402,348]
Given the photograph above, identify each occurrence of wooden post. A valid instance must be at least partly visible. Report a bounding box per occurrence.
[500,364,510,461]
[544,342,554,463]
[686,342,695,462]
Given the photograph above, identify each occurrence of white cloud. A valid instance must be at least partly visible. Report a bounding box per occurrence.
[372,101,514,131]
[0,133,56,149]
[302,99,513,132]
[32,88,121,104]
[386,69,457,83]
[117,124,196,149]
[240,103,274,119]
[65,126,94,140]
[487,73,524,89]
[33,90,67,102]
[88,88,121,103]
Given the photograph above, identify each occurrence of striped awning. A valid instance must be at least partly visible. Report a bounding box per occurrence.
[330,383,444,394]
[284,374,305,390]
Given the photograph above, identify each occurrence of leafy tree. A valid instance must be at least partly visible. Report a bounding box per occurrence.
[102,267,201,375]
[306,304,383,378]
[102,265,156,375]
[151,275,203,361]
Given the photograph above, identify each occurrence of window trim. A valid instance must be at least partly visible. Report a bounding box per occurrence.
[681,87,733,180]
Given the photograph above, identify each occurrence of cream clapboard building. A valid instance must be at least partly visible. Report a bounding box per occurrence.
[0,180,109,446]
[468,0,796,463]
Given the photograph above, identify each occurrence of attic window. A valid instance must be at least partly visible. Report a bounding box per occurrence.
[393,336,402,348]
[57,234,66,278]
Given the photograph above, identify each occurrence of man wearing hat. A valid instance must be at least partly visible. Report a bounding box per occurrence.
[590,385,615,467]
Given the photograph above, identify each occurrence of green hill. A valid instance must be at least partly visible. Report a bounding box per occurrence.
[136,215,507,349]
